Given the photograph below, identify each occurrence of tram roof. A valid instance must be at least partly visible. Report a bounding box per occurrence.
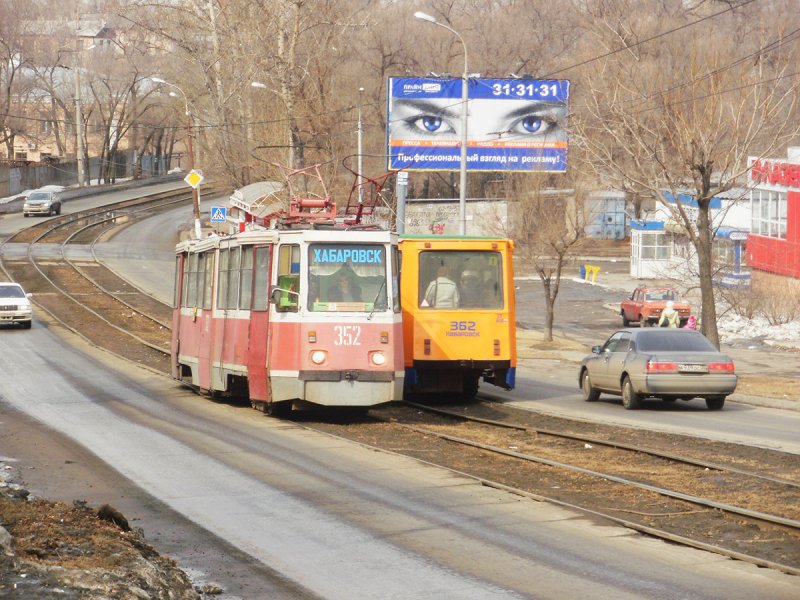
[399,235,513,243]
[175,227,397,254]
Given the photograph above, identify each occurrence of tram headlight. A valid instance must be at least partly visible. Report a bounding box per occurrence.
[370,351,386,366]
[310,350,327,365]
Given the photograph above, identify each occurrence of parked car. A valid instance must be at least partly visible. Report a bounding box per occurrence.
[0,282,33,329]
[578,328,736,410]
[23,190,62,217]
[620,286,691,327]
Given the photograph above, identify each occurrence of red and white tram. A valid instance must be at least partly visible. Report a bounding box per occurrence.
[171,180,404,414]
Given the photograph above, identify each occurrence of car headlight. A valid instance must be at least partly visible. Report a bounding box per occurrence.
[310,350,327,365]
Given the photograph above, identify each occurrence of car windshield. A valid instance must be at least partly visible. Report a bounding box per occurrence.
[27,192,50,201]
[637,330,717,352]
[0,285,25,298]
[644,289,679,302]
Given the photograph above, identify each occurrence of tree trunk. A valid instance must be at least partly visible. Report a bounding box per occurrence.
[540,274,554,342]
[696,202,719,347]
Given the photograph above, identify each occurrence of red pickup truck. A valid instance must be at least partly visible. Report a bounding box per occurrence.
[620,286,691,327]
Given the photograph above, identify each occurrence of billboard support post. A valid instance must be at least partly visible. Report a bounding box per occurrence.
[414,11,468,235]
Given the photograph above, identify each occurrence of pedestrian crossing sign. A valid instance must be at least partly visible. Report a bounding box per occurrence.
[210,206,227,222]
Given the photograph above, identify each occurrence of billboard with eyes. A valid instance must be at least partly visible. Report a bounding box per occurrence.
[387,77,569,173]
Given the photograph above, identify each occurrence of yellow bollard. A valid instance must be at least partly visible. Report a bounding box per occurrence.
[585,265,600,283]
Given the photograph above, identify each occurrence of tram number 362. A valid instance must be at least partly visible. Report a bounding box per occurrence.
[450,321,476,332]
[334,325,361,346]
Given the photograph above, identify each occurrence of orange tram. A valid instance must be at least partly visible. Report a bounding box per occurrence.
[399,236,517,400]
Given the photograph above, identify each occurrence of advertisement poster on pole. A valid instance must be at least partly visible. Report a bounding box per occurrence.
[386,77,569,173]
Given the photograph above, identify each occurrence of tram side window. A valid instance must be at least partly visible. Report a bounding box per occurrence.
[217,249,229,309]
[227,247,241,309]
[203,252,214,310]
[276,244,300,312]
[187,253,199,307]
[253,247,271,311]
[392,246,401,313]
[239,247,253,310]
[177,255,186,308]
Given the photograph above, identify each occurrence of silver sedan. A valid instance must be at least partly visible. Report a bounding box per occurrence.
[579,328,737,410]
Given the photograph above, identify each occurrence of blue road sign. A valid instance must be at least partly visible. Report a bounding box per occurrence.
[210,206,227,222]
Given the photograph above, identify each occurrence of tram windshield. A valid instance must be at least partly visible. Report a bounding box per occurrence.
[419,250,503,309]
[308,243,388,312]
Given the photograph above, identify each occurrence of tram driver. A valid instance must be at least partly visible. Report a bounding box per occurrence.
[328,271,362,302]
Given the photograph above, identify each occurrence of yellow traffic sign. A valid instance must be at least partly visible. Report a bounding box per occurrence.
[184,169,204,189]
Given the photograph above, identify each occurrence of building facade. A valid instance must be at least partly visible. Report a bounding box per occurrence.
[746,148,800,280]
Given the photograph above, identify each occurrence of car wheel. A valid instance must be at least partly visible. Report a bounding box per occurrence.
[581,370,600,402]
[622,311,630,327]
[705,396,725,410]
[639,315,648,328]
[23,213,29,218]
[621,376,642,410]
[22,321,32,329]
[56,205,61,215]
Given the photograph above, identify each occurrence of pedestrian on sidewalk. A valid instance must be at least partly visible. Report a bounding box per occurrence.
[659,301,680,328]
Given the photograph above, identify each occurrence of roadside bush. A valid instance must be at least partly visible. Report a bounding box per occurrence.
[757,280,800,325]
[716,283,760,320]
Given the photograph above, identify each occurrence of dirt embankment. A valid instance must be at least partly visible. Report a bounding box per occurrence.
[0,464,202,599]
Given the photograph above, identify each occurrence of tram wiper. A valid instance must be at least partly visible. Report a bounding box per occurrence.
[367,279,387,321]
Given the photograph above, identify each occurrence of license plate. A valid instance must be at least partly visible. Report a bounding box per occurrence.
[679,364,708,373]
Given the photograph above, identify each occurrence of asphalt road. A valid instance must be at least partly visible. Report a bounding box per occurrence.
[1,183,799,599]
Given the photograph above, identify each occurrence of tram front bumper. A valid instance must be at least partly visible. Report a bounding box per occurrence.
[271,371,404,405]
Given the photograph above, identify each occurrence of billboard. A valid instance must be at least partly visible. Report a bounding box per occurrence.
[387,77,569,173]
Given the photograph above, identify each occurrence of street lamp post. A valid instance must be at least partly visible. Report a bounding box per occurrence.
[152,77,202,239]
[414,11,469,235]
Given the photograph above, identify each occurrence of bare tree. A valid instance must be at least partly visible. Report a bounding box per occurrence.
[500,174,590,341]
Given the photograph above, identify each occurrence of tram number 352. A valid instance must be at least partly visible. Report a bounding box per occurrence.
[334,325,361,346]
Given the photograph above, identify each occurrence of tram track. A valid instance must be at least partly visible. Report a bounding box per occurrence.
[303,402,800,575]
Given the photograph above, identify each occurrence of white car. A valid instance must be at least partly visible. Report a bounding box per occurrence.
[0,282,33,329]
[23,190,62,217]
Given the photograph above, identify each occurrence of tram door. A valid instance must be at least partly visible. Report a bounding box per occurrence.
[246,245,273,401]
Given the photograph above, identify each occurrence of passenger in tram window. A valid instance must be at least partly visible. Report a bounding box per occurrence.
[328,271,362,302]
[459,270,483,307]
[423,264,460,308]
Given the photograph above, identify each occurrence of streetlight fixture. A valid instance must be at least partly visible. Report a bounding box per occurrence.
[151,77,202,239]
[414,11,469,235]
